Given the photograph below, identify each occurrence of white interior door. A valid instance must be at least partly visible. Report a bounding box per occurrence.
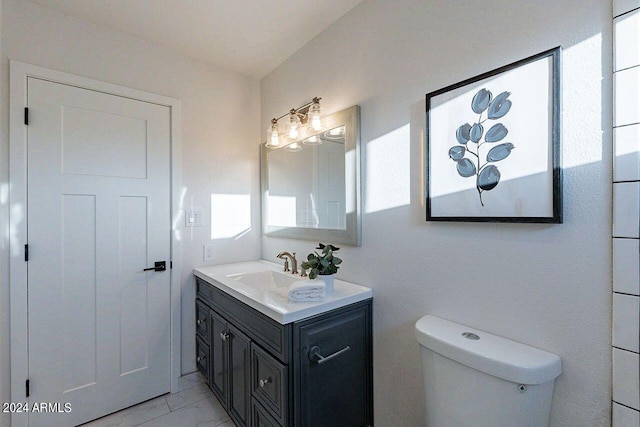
[26,77,171,426]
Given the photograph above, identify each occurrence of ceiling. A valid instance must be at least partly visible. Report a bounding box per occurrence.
[27,0,363,79]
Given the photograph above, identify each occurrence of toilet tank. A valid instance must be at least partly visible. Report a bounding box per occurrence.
[415,315,562,427]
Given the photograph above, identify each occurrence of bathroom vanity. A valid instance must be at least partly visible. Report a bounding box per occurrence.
[194,261,373,427]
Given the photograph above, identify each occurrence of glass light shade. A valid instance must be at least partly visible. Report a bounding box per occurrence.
[288,113,301,139]
[303,135,322,145]
[308,101,323,131]
[266,121,280,148]
[284,141,302,152]
[323,125,345,140]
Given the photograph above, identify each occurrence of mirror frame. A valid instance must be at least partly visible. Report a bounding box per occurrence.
[261,105,361,246]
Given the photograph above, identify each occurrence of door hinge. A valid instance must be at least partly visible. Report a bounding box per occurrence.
[26,379,29,398]
[170,261,173,269]
[24,244,29,262]
[24,107,29,126]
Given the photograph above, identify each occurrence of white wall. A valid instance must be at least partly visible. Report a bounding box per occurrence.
[0,1,261,424]
[261,0,613,425]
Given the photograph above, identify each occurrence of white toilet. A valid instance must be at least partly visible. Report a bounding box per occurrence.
[415,315,562,427]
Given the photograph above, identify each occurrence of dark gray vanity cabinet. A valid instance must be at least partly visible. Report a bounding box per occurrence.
[195,277,373,427]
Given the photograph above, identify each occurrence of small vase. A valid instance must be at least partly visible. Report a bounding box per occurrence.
[319,274,334,293]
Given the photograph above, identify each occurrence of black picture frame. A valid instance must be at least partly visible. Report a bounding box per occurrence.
[425,47,562,223]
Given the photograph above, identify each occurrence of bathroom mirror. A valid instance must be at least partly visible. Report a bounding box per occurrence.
[261,105,361,246]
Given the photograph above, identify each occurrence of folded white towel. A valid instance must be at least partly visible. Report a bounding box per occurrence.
[288,280,326,302]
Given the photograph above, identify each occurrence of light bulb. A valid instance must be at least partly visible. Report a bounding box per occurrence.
[288,113,300,139]
[308,100,323,131]
[266,120,280,148]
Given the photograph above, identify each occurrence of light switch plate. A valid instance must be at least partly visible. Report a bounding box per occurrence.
[185,209,203,227]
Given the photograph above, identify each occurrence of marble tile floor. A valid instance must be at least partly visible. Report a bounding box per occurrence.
[80,372,235,427]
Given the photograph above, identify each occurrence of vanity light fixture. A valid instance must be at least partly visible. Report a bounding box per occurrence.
[265,97,323,148]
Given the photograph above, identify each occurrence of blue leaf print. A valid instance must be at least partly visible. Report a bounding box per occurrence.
[487,91,512,119]
[456,123,472,144]
[471,89,492,114]
[456,158,476,177]
[486,143,515,162]
[449,146,466,160]
[485,123,508,143]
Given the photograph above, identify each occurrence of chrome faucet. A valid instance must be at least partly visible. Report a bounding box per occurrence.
[277,251,298,275]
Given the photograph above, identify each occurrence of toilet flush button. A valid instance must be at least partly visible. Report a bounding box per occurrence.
[462,332,480,340]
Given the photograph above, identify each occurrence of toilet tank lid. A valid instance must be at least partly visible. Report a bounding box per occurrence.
[415,315,561,385]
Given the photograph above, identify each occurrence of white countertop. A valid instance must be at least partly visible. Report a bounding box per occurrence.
[193,260,372,324]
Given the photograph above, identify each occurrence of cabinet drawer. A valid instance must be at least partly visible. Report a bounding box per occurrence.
[196,277,215,305]
[252,398,282,427]
[251,344,287,425]
[196,336,210,381]
[196,300,210,342]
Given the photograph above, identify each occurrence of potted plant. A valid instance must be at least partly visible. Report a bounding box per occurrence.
[300,243,342,292]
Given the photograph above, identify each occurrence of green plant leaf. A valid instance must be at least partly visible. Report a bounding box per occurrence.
[309,269,318,279]
[333,257,342,265]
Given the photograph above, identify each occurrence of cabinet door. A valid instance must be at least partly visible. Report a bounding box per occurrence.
[228,324,251,427]
[294,304,373,427]
[210,311,228,406]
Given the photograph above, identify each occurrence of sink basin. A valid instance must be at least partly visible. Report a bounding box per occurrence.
[230,270,302,289]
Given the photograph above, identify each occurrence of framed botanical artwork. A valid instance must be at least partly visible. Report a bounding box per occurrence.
[425,47,562,223]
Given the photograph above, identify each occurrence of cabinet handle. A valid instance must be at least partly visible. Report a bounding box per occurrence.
[197,319,203,325]
[258,377,272,388]
[220,332,229,341]
[196,355,205,362]
[309,345,351,365]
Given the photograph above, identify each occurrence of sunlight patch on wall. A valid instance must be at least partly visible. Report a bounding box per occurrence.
[210,193,251,239]
[365,124,411,214]
[267,195,297,227]
[562,32,603,169]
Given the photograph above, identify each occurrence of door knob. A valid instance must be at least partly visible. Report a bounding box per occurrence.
[143,261,166,272]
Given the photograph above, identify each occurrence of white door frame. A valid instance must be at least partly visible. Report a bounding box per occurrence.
[9,61,182,427]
